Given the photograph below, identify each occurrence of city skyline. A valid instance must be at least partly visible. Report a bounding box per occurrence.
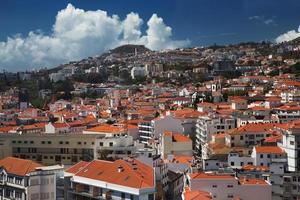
[1,0,300,71]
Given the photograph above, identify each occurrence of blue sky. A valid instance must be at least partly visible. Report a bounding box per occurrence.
[0,0,300,71]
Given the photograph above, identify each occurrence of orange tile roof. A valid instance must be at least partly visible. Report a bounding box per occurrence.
[52,123,69,128]
[0,157,43,176]
[264,134,282,143]
[0,126,16,133]
[239,177,269,185]
[85,124,125,134]
[228,123,276,135]
[164,131,191,142]
[255,146,284,154]
[21,122,46,130]
[242,165,269,172]
[184,187,212,200]
[190,173,235,180]
[172,155,194,165]
[173,133,191,142]
[67,159,154,189]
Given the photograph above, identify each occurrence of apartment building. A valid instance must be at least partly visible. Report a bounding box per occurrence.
[0,132,97,166]
[196,114,235,153]
[281,90,300,103]
[228,146,286,168]
[94,135,138,160]
[64,159,156,200]
[273,105,300,123]
[225,123,275,147]
[188,173,272,200]
[0,123,141,166]
[138,115,184,145]
[159,131,193,159]
[0,157,64,200]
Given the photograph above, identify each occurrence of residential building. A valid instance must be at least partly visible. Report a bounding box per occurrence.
[64,159,156,200]
[0,157,64,200]
[188,173,272,200]
[159,131,193,159]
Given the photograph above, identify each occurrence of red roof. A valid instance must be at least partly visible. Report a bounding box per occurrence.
[190,173,235,180]
[255,146,284,154]
[184,187,212,200]
[0,157,43,176]
[239,177,269,185]
[66,159,154,189]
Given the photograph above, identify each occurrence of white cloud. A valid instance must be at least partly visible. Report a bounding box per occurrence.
[275,26,300,43]
[0,4,190,71]
[249,15,277,26]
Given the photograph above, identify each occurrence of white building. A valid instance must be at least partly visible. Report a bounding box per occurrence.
[281,90,300,103]
[131,66,146,79]
[196,114,235,154]
[159,131,193,159]
[64,159,156,200]
[138,115,184,145]
[0,157,64,200]
[188,172,272,200]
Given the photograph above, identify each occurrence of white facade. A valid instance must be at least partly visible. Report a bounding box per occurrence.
[188,173,272,200]
[131,66,146,79]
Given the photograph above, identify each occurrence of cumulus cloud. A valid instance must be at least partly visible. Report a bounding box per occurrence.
[0,4,190,71]
[275,25,300,43]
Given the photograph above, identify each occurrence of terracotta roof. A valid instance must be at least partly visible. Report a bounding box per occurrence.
[164,131,191,142]
[255,146,284,154]
[0,126,16,133]
[171,155,194,165]
[52,123,69,128]
[242,165,269,172]
[67,159,154,189]
[228,123,276,135]
[190,173,235,180]
[0,157,43,176]
[184,187,212,200]
[85,124,125,134]
[239,177,269,185]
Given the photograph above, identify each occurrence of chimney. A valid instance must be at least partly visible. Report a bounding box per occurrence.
[118,165,124,173]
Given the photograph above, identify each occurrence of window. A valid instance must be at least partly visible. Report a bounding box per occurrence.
[41,141,45,144]
[65,141,69,144]
[48,141,51,144]
[130,194,134,200]
[227,185,233,188]
[212,185,217,188]
[148,194,154,200]
[109,142,113,147]
[59,141,63,144]
[260,154,263,158]
[12,140,16,144]
[121,193,125,199]
[228,194,234,198]
[99,142,103,146]
[78,141,81,145]
[15,178,22,185]
[240,136,243,140]
[240,162,244,166]
[290,141,295,145]
[267,154,270,158]
[231,162,234,166]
